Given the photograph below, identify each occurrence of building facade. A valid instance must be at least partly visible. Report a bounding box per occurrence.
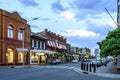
[38,29,67,62]
[0,9,31,66]
[81,47,91,57]
[66,43,71,54]
[30,32,47,64]
[39,29,67,53]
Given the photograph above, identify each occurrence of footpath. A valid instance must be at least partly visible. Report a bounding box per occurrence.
[80,62,120,78]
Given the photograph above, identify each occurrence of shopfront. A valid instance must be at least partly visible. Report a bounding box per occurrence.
[30,50,46,64]
[16,48,28,65]
[6,48,14,64]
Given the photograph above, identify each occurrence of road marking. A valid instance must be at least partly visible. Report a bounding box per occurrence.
[33,65,78,70]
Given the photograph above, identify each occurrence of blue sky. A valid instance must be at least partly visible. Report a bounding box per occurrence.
[0,0,117,54]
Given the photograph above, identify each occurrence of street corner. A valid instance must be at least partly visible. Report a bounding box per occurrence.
[89,72,120,79]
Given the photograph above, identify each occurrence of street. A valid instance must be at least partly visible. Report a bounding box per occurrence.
[0,62,119,80]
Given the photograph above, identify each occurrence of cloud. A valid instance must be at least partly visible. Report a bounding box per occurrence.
[58,29,100,38]
[69,0,117,21]
[85,20,109,35]
[18,0,39,7]
[31,25,40,29]
[107,20,117,29]
[66,31,106,49]
[70,0,100,10]
[51,0,67,13]
[59,11,75,20]
[70,0,116,12]
[64,32,104,49]
[57,28,106,49]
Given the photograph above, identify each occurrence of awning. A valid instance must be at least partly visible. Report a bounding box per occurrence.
[50,41,54,47]
[30,50,46,53]
[30,49,56,54]
[55,42,59,48]
[16,48,28,52]
[47,41,51,46]
[52,41,56,47]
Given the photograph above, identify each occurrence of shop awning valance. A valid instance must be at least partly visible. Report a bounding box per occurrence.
[16,48,28,52]
[30,49,56,54]
[30,50,46,53]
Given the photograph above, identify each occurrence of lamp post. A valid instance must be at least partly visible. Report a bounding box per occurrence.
[21,18,39,66]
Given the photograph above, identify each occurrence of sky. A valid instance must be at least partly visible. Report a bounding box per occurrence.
[0,0,117,54]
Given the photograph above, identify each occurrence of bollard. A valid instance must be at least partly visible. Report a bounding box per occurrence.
[81,63,83,70]
[89,64,92,72]
[86,63,88,71]
[93,64,96,73]
[83,63,85,70]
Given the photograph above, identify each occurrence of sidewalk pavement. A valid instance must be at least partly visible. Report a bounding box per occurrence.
[79,62,120,78]
[96,62,120,74]
[0,63,48,69]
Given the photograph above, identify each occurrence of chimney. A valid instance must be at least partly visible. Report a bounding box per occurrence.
[45,29,48,32]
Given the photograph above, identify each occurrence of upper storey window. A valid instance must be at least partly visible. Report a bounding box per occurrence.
[18,29,23,40]
[8,25,13,38]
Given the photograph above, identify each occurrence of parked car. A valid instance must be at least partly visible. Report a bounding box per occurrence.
[91,59,102,66]
[55,59,62,64]
[72,59,78,63]
[50,59,62,64]
[82,59,92,62]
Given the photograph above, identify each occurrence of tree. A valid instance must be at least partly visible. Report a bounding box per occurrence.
[100,27,120,57]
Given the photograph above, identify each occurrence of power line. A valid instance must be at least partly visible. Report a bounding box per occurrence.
[105,8,117,27]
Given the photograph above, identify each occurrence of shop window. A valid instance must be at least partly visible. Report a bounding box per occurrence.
[7,48,14,63]
[31,53,38,63]
[18,52,23,63]
[8,25,13,38]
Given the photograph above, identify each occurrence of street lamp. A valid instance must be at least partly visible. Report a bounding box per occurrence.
[21,18,39,66]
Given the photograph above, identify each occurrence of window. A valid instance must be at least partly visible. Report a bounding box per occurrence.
[18,29,23,40]
[36,41,38,48]
[42,42,44,49]
[43,42,46,49]
[32,40,34,47]
[18,52,23,63]
[38,42,40,48]
[7,48,14,63]
[40,42,42,49]
[34,40,37,47]
[8,25,13,38]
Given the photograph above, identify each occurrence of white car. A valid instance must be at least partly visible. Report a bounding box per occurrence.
[91,60,102,66]
[72,59,78,63]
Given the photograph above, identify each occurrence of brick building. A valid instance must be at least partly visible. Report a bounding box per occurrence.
[0,9,31,66]
[37,29,67,62]
[39,29,67,53]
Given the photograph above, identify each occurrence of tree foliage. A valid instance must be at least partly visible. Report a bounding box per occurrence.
[100,27,120,57]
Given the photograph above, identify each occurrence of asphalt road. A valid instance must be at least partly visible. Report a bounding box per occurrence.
[0,63,119,80]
